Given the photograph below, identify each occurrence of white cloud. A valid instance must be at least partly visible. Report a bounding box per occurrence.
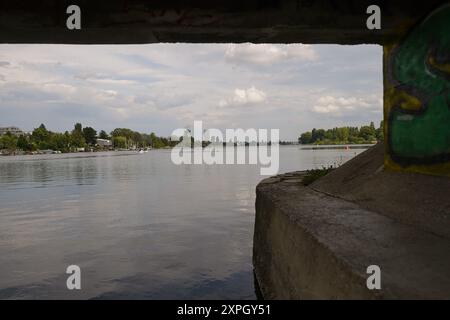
[87,78,136,85]
[94,89,118,101]
[219,86,267,107]
[225,43,317,65]
[0,43,382,140]
[312,95,380,115]
[41,83,77,96]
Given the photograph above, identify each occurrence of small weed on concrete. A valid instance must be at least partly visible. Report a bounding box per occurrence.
[302,166,334,186]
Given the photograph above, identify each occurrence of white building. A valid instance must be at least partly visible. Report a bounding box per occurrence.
[0,126,24,136]
[96,138,112,148]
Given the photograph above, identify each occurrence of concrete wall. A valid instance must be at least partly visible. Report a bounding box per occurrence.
[253,173,381,299]
[384,4,450,176]
[253,149,450,299]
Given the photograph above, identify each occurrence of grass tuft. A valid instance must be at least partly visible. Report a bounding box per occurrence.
[301,166,334,186]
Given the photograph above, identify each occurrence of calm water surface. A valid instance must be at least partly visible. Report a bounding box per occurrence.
[0,146,365,299]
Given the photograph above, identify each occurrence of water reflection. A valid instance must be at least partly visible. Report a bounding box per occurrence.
[0,146,364,299]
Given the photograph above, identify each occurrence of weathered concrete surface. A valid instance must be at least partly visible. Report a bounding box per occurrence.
[253,146,450,299]
[0,0,447,44]
[312,143,450,238]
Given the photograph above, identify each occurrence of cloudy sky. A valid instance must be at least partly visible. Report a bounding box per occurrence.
[0,43,382,140]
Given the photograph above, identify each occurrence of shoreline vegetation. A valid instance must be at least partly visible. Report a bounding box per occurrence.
[1,121,382,156]
[298,121,383,145]
[0,123,177,156]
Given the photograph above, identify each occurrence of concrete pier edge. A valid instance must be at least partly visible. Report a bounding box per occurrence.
[253,144,450,299]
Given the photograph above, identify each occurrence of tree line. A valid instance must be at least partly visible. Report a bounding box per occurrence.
[0,123,176,153]
[298,121,383,145]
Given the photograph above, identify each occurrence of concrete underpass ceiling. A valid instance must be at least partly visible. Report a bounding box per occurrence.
[0,0,447,45]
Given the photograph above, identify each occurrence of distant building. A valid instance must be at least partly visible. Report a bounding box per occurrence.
[96,139,112,148]
[0,126,24,136]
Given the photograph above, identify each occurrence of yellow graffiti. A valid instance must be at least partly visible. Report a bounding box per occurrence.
[385,87,422,112]
[385,154,450,177]
[428,54,450,74]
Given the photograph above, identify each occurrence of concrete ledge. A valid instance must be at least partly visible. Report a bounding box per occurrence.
[312,143,450,239]
[253,171,450,299]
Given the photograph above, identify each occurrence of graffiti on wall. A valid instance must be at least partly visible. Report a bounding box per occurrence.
[385,4,450,176]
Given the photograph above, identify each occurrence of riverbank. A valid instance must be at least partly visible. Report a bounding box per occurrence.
[299,143,375,150]
[0,147,169,157]
[0,150,145,162]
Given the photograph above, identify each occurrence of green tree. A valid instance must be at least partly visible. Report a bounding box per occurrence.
[82,127,97,145]
[112,136,127,148]
[50,133,71,152]
[310,128,325,143]
[111,128,134,140]
[16,135,34,151]
[71,123,86,148]
[336,127,350,142]
[299,132,312,144]
[359,125,376,141]
[299,121,382,145]
[149,132,168,148]
[132,131,143,147]
[99,130,110,140]
[111,128,136,148]
[0,134,18,152]
[32,124,49,144]
[150,132,157,147]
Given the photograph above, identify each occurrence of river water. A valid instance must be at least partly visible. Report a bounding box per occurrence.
[0,146,366,299]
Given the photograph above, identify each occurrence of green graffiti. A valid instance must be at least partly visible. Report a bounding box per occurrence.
[389,4,450,163]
